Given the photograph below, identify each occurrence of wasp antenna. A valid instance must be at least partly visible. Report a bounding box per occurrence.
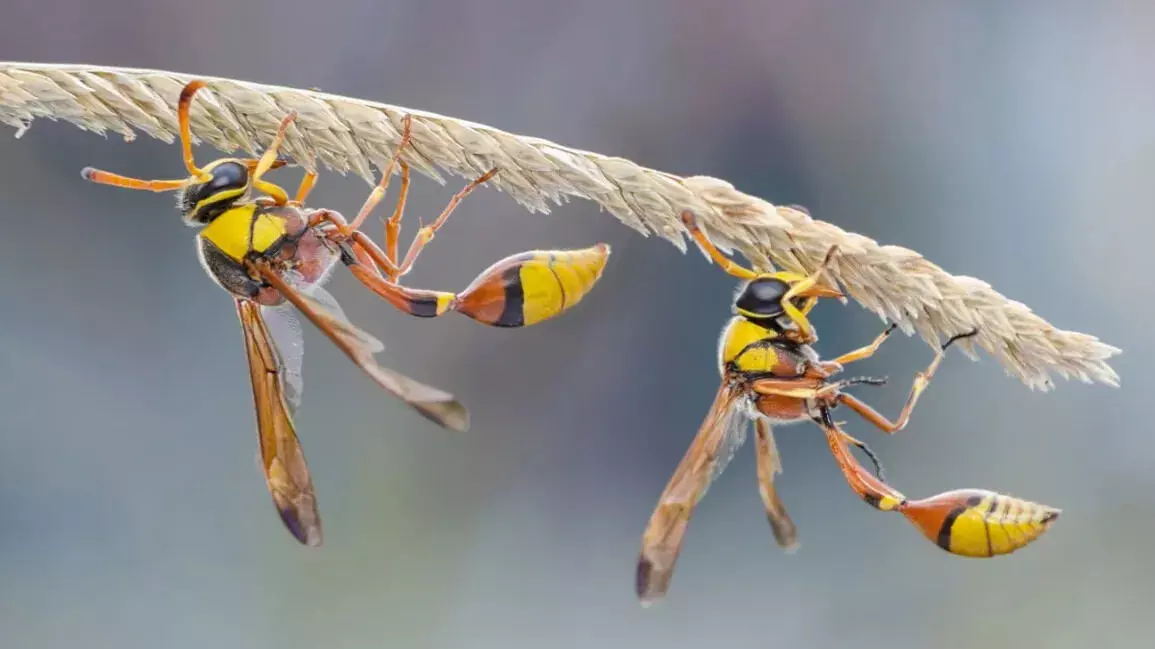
[79,167,187,192]
[177,80,209,176]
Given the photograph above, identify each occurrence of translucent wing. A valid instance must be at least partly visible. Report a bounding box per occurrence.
[636,380,747,606]
[708,396,750,487]
[296,275,378,350]
[236,298,322,547]
[262,303,304,412]
[253,261,469,432]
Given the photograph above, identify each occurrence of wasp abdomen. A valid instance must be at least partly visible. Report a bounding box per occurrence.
[899,488,1060,558]
[453,244,610,327]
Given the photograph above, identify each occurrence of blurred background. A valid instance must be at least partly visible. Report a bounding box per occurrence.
[1,1,1152,648]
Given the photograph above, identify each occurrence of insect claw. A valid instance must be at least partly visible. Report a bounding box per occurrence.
[944,328,980,349]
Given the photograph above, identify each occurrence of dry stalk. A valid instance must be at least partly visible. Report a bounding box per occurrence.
[0,62,1120,390]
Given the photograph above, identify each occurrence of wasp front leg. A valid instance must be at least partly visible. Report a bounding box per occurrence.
[810,322,900,377]
[835,328,978,435]
[288,170,318,206]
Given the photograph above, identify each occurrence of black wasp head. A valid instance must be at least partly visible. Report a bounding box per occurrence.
[733,276,790,321]
[177,159,250,225]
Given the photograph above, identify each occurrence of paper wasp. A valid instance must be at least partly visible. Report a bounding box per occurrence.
[79,79,610,547]
[635,210,1060,605]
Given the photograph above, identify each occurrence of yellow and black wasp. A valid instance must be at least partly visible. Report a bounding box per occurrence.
[634,210,1060,605]
[80,79,610,547]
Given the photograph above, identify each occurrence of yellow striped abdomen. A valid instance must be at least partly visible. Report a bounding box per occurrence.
[899,488,1060,558]
[453,244,610,327]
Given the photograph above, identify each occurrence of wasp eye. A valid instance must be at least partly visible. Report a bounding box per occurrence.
[179,161,250,224]
[205,161,249,193]
[735,277,789,319]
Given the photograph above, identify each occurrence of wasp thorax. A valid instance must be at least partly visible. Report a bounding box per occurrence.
[734,276,790,320]
[178,160,250,225]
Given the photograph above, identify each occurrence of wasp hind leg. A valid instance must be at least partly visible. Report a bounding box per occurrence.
[309,208,457,319]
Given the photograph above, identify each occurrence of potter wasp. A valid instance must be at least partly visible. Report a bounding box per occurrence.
[634,210,1059,605]
[80,80,610,547]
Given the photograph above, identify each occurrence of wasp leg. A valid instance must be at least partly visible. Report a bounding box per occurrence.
[817,408,907,511]
[679,210,758,280]
[835,329,978,435]
[813,322,900,377]
[384,160,411,279]
[309,209,398,276]
[347,234,610,328]
[313,204,609,329]
[754,419,798,551]
[309,209,455,318]
[776,245,842,344]
[248,110,298,206]
[836,428,887,481]
[289,170,318,206]
[345,256,457,319]
[748,377,886,480]
[748,376,884,400]
[393,167,500,278]
[349,113,415,235]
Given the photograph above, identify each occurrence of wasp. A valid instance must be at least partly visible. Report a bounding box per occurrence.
[79,79,610,547]
[635,210,1060,605]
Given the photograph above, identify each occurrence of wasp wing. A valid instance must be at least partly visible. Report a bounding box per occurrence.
[263,302,304,412]
[754,419,798,551]
[252,262,470,432]
[236,298,322,547]
[636,380,748,606]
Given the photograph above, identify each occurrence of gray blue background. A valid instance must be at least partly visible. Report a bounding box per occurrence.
[0,2,1150,648]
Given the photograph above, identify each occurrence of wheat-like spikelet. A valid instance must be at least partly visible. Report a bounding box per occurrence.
[0,62,1121,390]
